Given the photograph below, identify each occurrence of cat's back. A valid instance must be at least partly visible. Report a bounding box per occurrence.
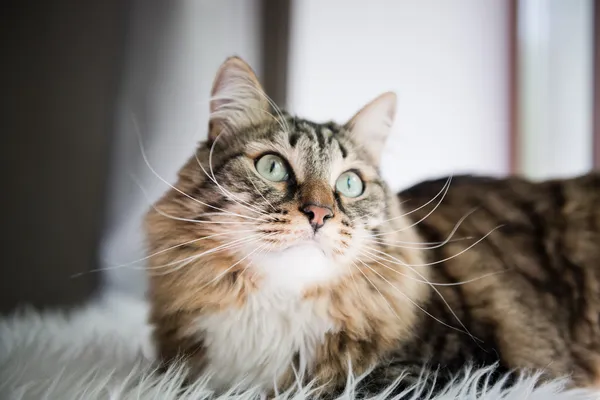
[395,173,600,385]
[397,172,600,284]
[398,173,600,247]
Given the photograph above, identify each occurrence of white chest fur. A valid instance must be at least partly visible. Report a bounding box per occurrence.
[194,244,340,390]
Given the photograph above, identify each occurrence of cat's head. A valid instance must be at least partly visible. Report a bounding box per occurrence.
[146,57,419,299]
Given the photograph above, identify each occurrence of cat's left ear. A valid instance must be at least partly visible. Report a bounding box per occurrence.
[209,56,270,141]
[344,92,397,164]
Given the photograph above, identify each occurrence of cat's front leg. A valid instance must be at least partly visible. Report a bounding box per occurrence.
[308,331,382,395]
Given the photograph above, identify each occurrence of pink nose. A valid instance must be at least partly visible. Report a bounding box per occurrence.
[302,204,334,230]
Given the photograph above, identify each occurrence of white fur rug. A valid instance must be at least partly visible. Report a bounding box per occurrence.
[0,292,598,400]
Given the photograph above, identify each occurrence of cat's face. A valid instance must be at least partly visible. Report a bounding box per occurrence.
[147,57,402,293]
[197,117,391,288]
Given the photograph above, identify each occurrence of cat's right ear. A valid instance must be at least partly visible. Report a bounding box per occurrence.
[344,92,397,165]
[208,57,270,141]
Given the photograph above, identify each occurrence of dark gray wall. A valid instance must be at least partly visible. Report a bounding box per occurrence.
[0,1,129,312]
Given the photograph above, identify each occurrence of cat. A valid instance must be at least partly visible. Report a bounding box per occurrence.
[145,56,600,395]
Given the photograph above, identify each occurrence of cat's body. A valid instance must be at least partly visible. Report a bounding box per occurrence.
[378,174,600,390]
[145,57,600,395]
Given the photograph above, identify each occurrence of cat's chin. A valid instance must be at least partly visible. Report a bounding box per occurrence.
[248,241,344,293]
[290,239,326,254]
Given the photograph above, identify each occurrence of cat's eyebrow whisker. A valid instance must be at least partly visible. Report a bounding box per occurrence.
[200,125,270,217]
[233,88,290,135]
[194,120,268,216]
[189,100,268,218]
[196,151,267,217]
[131,113,262,221]
[354,257,478,339]
[253,87,291,134]
[228,82,291,134]
[210,90,290,136]
[357,249,503,287]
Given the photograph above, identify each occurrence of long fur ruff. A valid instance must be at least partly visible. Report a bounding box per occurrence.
[0,292,597,400]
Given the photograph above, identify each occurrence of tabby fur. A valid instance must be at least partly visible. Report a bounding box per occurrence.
[145,57,600,396]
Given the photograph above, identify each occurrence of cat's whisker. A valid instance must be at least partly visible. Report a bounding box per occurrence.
[349,260,405,324]
[151,202,262,225]
[348,264,367,306]
[154,236,268,277]
[102,230,257,269]
[362,179,455,238]
[149,233,266,273]
[75,233,264,278]
[195,234,277,290]
[366,236,472,250]
[193,212,270,222]
[233,235,275,287]
[366,208,478,250]
[132,172,270,225]
[376,177,452,225]
[347,199,412,226]
[353,257,476,337]
[364,224,503,268]
[359,246,487,346]
[357,249,503,287]
[326,242,368,305]
[131,113,263,221]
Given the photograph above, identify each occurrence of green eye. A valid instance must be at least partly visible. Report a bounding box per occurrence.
[255,154,289,182]
[335,171,364,198]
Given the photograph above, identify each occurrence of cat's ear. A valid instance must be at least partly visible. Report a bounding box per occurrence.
[344,92,397,164]
[209,57,270,141]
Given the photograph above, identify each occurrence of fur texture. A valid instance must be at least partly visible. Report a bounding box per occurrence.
[1,293,598,400]
[146,57,428,392]
[145,56,600,395]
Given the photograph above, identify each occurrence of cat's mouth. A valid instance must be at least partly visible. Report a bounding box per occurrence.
[289,234,330,256]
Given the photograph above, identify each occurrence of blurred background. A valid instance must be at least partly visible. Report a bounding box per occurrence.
[1,0,598,312]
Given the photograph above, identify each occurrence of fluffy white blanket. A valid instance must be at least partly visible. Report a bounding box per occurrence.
[0,292,598,400]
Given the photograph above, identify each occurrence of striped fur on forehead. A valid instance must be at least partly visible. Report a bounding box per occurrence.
[204,113,381,190]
